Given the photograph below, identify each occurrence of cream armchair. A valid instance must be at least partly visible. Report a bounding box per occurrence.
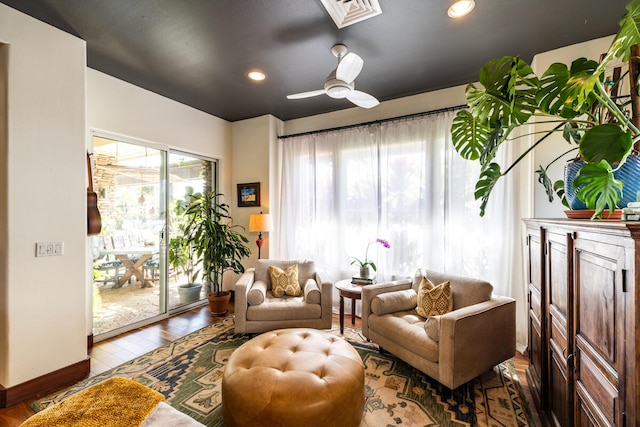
[361,269,516,389]
[233,259,333,333]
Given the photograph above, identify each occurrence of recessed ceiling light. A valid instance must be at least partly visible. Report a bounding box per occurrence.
[248,70,266,81]
[448,0,475,18]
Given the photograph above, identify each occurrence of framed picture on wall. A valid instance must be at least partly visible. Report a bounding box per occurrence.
[237,182,261,207]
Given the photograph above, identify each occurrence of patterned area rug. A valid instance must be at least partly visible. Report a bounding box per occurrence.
[32,317,535,426]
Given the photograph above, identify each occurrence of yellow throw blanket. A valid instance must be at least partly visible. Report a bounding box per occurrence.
[21,377,164,427]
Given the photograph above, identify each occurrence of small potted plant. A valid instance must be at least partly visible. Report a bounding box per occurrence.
[181,191,251,315]
[350,238,391,279]
[450,0,640,218]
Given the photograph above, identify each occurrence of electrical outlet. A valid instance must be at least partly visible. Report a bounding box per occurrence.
[35,241,64,257]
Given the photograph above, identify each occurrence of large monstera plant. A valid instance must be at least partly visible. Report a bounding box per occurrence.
[451,0,640,218]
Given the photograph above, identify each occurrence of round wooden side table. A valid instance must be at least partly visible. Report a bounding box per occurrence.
[335,279,364,334]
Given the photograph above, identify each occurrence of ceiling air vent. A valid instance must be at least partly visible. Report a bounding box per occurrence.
[320,0,382,28]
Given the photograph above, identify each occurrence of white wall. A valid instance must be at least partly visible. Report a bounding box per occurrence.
[229,115,283,287]
[0,4,87,387]
[531,36,614,218]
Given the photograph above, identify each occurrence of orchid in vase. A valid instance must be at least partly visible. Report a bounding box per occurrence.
[351,238,391,277]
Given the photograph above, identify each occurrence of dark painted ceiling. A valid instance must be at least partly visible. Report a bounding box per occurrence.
[0,0,632,122]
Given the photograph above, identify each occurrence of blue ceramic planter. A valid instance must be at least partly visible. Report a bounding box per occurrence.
[616,154,640,206]
[564,155,640,210]
[564,160,587,210]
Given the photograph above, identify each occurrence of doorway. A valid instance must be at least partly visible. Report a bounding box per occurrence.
[90,135,217,339]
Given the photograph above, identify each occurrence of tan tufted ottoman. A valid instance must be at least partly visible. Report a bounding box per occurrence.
[222,328,365,427]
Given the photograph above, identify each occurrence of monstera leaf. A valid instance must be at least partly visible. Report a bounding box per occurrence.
[562,121,583,144]
[609,0,640,61]
[579,124,633,164]
[451,56,539,172]
[535,165,555,203]
[451,110,491,160]
[465,56,539,127]
[474,163,503,217]
[537,59,600,118]
[553,180,570,208]
[574,160,624,217]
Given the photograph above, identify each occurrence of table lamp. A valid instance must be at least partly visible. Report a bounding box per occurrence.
[249,212,273,259]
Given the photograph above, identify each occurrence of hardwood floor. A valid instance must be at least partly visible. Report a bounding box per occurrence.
[0,303,541,426]
[0,303,223,427]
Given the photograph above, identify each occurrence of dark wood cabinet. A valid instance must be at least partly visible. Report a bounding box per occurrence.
[524,219,640,427]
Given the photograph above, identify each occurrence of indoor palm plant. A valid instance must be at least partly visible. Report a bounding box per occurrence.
[181,191,251,315]
[169,194,204,304]
[450,0,640,218]
[169,233,203,304]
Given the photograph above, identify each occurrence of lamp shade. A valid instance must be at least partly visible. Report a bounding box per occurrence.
[249,213,273,233]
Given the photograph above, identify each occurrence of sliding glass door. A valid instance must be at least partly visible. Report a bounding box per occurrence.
[90,134,217,339]
[90,135,166,337]
[167,151,216,311]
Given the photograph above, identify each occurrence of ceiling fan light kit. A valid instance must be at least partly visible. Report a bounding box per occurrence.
[287,44,379,109]
[325,79,354,99]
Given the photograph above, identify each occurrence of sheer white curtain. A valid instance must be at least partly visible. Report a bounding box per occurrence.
[276,110,530,350]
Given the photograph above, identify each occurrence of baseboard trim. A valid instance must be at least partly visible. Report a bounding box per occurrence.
[0,357,90,408]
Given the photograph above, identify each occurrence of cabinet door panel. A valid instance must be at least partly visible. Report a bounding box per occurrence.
[546,231,572,427]
[549,350,570,427]
[576,394,610,427]
[526,226,545,409]
[529,232,542,293]
[529,286,543,388]
[574,238,625,426]
[547,233,569,319]
[575,251,617,362]
[549,317,567,359]
[528,313,543,393]
[530,282,541,322]
[575,355,617,426]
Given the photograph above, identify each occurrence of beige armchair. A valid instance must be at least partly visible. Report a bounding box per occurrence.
[233,259,333,333]
[361,269,516,389]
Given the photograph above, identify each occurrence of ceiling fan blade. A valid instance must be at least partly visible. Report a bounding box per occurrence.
[336,52,363,83]
[286,89,326,99]
[347,90,379,108]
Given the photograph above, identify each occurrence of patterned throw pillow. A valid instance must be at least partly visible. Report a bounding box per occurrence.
[415,276,452,318]
[269,264,301,297]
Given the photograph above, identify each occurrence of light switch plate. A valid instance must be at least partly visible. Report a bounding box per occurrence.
[36,241,64,257]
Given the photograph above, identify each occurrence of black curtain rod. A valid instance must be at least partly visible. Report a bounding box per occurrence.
[278,104,467,140]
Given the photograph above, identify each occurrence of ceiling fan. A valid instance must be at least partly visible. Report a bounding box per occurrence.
[287,44,379,109]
